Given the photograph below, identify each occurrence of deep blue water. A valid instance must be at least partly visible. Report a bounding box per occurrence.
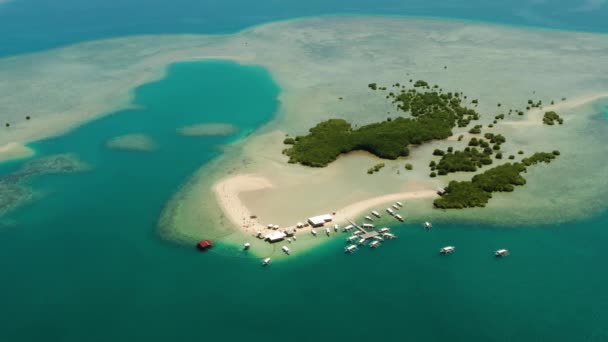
[1,0,607,57]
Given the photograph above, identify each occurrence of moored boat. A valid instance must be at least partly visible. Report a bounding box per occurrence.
[345,245,358,253]
[243,242,251,250]
[395,214,404,222]
[396,201,403,207]
[386,208,395,216]
[495,249,509,257]
[262,257,271,266]
[371,210,381,218]
[197,240,213,250]
[370,240,381,248]
[424,221,432,229]
[440,246,455,254]
[379,227,390,233]
[282,246,290,255]
[311,229,317,236]
[325,227,331,236]
[334,224,339,232]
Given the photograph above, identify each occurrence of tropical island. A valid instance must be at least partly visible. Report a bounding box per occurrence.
[283,80,564,209]
[283,82,479,167]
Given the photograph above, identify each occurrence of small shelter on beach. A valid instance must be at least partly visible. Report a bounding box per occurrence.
[264,231,287,243]
[307,214,333,227]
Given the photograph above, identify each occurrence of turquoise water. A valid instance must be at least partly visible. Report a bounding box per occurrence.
[1,0,607,57]
[1,58,608,341]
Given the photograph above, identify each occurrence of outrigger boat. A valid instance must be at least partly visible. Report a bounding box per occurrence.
[262,257,271,266]
[495,249,509,257]
[440,246,455,254]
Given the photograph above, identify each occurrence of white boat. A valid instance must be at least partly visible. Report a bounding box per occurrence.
[379,227,390,233]
[396,201,403,207]
[287,238,292,243]
[311,229,317,236]
[424,221,432,229]
[282,246,290,255]
[293,235,297,241]
[392,204,399,210]
[353,231,363,236]
[262,257,271,266]
[347,235,359,242]
[358,238,366,245]
[382,232,396,239]
[395,214,404,222]
[334,224,339,232]
[386,208,395,216]
[365,215,374,221]
[244,242,251,250]
[495,249,509,257]
[345,245,358,253]
[362,223,375,229]
[370,241,381,248]
[325,227,331,236]
[343,225,354,232]
[371,210,381,218]
[373,235,384,241]
[440,246,455,254]
[267,224,274,229]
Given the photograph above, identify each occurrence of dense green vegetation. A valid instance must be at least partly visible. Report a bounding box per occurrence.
[283,81,481,167]
[405,163,413,170]
[367,163,385,174]
[433,148,493,175]
[543,111,563,125]
[434,152,559,209]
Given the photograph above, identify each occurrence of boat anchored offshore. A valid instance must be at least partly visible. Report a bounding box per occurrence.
[440,246,455,254]
[371,210,381,218]
[365,215,374,221]
[334,224,339,232]
[282,246,290,255]
[386,208,395,216]
[495,249,509,257]
[425,221,432,229]
[370,241,381,248]
[396,201,403,207]
[243,242,251,250]
[311,229,317,236]
[262,257,271,266]
[325,227,331,236]
[345,245,358,253]
[395,214,404,222]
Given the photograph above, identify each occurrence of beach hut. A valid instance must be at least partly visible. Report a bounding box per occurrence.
[307,214,333,227]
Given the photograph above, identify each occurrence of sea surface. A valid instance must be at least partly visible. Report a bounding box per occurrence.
[1,1,608,341]
[1,0,608,57]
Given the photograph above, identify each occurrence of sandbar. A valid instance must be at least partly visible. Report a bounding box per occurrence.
[0,142,35,163]
[106,133,158,152]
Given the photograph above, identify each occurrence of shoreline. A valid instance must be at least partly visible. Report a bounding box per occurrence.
[213,173,438,236]
[0,142,35,163]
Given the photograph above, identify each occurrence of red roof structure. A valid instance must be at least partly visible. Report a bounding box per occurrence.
[197,240,213,250]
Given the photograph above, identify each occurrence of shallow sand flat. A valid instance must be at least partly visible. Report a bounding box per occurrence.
[107,133,157,152]
[0,142,35,162]
[0,17,607,251]
[178,123,238,136]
